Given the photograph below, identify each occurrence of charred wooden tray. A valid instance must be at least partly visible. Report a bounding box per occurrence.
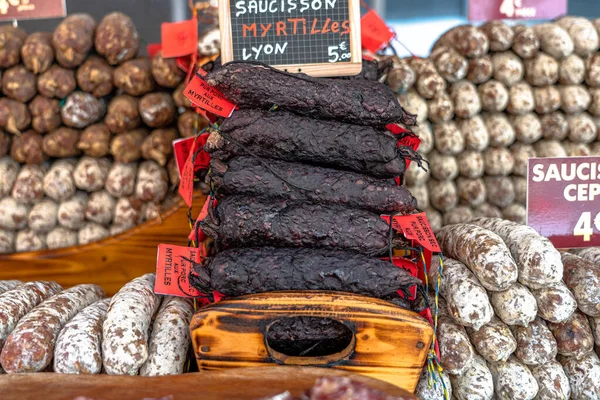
[190,291,432,392]
[0,367,417,400]
[0,192,206,296]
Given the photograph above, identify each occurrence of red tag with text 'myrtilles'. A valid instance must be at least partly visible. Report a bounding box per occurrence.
[361,10,395,53]
[184,73,236,118]
[155,244,203,298]
[161,17,198,58]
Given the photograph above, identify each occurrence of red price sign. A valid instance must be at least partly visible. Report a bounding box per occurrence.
[469,0,566,21]
[155,244,203,298]
[527,156,600,249]
[0,0,66,20]
[161,17,198,58]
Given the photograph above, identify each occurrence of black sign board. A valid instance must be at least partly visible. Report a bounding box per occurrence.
[219,0,362,77]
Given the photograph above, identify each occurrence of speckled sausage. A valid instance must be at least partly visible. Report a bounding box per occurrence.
[488,356,539,400]
[414,367,452,400]
[560,352,600,399]
[0,281,21,296]
[139,296,194,376]
[530,282,578,324]
[102,274,160,375]
[469,218,563,289]
[54,298,110,374]
[548,310,595,359]
[450,355,494,400]
[434,257,493,330]
[466,317,517,363]
[491,283,538,327]
[0,281,63,356]
[562,252,600,317]
[436,224,518,291]
[0,284,105,373]
[529,361,571,400]
[513,317,558,365]
[438,315,474,375]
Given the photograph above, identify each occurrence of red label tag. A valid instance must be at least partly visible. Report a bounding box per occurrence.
[469,0,567,21]
[161,17,198,58]
[146,43,162,59]
[178,138,197,208]
[360,10,394,53]
[184,73,237,118]
[155,244,203,298]
[381,212,441,253]
[386,123,409,135]
[189,196,218,243]
[173,134,211,179]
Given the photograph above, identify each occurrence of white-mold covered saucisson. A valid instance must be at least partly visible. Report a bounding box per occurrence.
[0,281,21,296]
[466,317,517,363]
[433,257,493,329]
[139,296,194,376]
[436,224,518,291]
[591,317,599,347]
[415,367,452,400]
[562,252,600,317]
[548,310,595,359]
[438,315,474,375]
[102,273,160,375]
[450,355,494,400]
[529,360,571,400]
[0,281,63,353]
[0,284,105,373]
[54,297,110,374]
[574,247,600,265]
[488,356,539,400]
[560,352,600,400]
[513,317,558,366]
[530,281,577,324]
[469,218,562,289]
[491,283,538,327]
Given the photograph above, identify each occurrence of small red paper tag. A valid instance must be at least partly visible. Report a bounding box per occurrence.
[382,256,419,300]
[178,138,197,208]
[189,196,218,243]
[397,132,422,174]
[161,17,198,58]
[177,55,192,73]
[155,244,203,298]
[381,212,441,253]
[386,124,409,135]
[147,43,162,58]
[173,134,211,179]
[360,10,395,53]
[184,73,236,118]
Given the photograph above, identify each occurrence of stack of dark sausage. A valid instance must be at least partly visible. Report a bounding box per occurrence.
[0,274,194,375]
[189,62,423,302]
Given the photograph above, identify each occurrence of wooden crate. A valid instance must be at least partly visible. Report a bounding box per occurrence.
[191,291,432,392]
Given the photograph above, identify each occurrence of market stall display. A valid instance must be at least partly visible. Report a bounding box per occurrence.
[414,218,600,400]
[0,12,213,254]
[0,274,194,376]
[384,18,600,229]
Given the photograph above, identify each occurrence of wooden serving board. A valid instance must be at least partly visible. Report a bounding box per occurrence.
[191,291,433,392]
[0,367,417,400]
[0,192,206,296]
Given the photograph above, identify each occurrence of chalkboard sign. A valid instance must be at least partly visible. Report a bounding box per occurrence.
[219,0,362,77]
